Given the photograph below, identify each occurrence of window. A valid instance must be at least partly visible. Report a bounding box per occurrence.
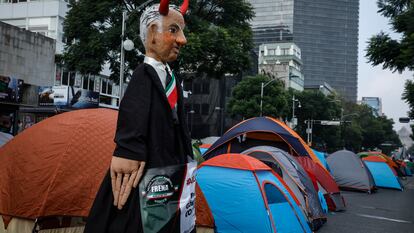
[101,79,107,93]
[99,95,112,105]
[83,75,89,89]
[55,66,62,85]
[62,71,69,86]
[69,72,75,86]
[183,78,192,91]
[193,83,201,94]
[107,81,112,95]
[264,183,286,204]
[193,104,200,115]
[88,76,95,91]
[201,104,209,115]
[201,80,209,94]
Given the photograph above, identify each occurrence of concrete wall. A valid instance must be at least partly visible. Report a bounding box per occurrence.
[0,21,55,86]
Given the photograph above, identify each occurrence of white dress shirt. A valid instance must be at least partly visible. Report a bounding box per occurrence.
[144,56,172,89]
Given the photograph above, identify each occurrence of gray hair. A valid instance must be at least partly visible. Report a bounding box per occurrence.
[139,3,179,47]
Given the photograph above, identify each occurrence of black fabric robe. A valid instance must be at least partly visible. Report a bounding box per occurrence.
[84,63,193,233]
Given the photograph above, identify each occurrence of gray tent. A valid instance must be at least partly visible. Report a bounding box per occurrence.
[327,150,375,193]
[242,146,326,231]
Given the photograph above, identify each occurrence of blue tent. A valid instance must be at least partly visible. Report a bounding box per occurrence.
[199,147,208,155]
[363,156,403,191]
[312,149,330,171]
[197,154,312,233]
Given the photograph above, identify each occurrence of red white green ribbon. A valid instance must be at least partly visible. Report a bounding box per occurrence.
[165,72,178,110]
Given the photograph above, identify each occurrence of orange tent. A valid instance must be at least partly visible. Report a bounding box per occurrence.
[195,184,214,229]
[359,152,399,172]
[362,156,398,176]
[0,109,116,226]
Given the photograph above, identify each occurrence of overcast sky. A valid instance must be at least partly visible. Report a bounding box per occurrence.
[358,0,413,131]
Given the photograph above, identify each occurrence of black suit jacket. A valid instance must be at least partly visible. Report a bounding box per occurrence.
[84,63,194,233]
[113,63,193,168]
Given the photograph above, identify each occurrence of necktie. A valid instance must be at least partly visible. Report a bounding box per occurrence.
[165,68,178,110]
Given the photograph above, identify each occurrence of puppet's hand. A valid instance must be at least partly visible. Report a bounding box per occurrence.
[110,156,146,210]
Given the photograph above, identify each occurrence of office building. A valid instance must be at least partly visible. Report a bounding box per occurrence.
[258,42,304,91]
[0,0,119,109]
[361,97,383,117]
[248,0,359,101]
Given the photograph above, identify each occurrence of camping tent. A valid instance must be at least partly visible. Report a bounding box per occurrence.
[204,117,317,161]
[195,184,215,233]
[401,161,412,176]
[197,154,312,233]
[241,146,326,230]
[362,156,403,191]
[0,109,117,232]
[0,132,13,148]
[200,136,220,145]
[202,117,345,211]
[358,152,401,175]
[312,149,330,171]
[327,150,375,192]
[199,144,211,155]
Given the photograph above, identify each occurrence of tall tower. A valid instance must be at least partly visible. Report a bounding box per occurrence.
[249,0,359,102]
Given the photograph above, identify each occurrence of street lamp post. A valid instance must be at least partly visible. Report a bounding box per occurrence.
[187,110,195,136]
[260,79,278,117]
[119,11,135,100]
[215,106,224,136]
[340,113,359,149]
[291,95,301,128]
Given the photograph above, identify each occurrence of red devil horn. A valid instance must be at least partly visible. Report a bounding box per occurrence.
[180,0,189,15]
[159,0,169,15]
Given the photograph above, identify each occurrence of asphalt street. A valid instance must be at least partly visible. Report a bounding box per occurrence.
[319,177,414,233]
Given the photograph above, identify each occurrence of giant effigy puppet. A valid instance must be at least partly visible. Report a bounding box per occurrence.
[84,0,196,232]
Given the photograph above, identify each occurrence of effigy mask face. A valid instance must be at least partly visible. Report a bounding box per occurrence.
[147,9,187,63]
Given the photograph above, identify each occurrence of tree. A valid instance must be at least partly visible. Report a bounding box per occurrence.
[349,104,401,152]
[291,91,343,152]
[366,0,414,73]
[402,80,414,118]
[63,0,254,82]
[227,75,290,119]
[366,0,414,140]
[290,92,401,153]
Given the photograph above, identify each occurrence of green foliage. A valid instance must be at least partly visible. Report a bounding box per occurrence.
[227,75,289,119]
[291,91,344,152]
[402,80,414,118]
[228,83,401,152]
[289,91,401,152]
[366,0,414,72]
[365,0,411,150]
[62,0,254,81]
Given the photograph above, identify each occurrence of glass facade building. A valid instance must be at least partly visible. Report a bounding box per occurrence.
[249,0,359,102]
[361,97,383,117]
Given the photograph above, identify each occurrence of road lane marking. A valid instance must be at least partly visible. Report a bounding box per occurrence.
[359,205,392,211]
[355,213,413,224]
